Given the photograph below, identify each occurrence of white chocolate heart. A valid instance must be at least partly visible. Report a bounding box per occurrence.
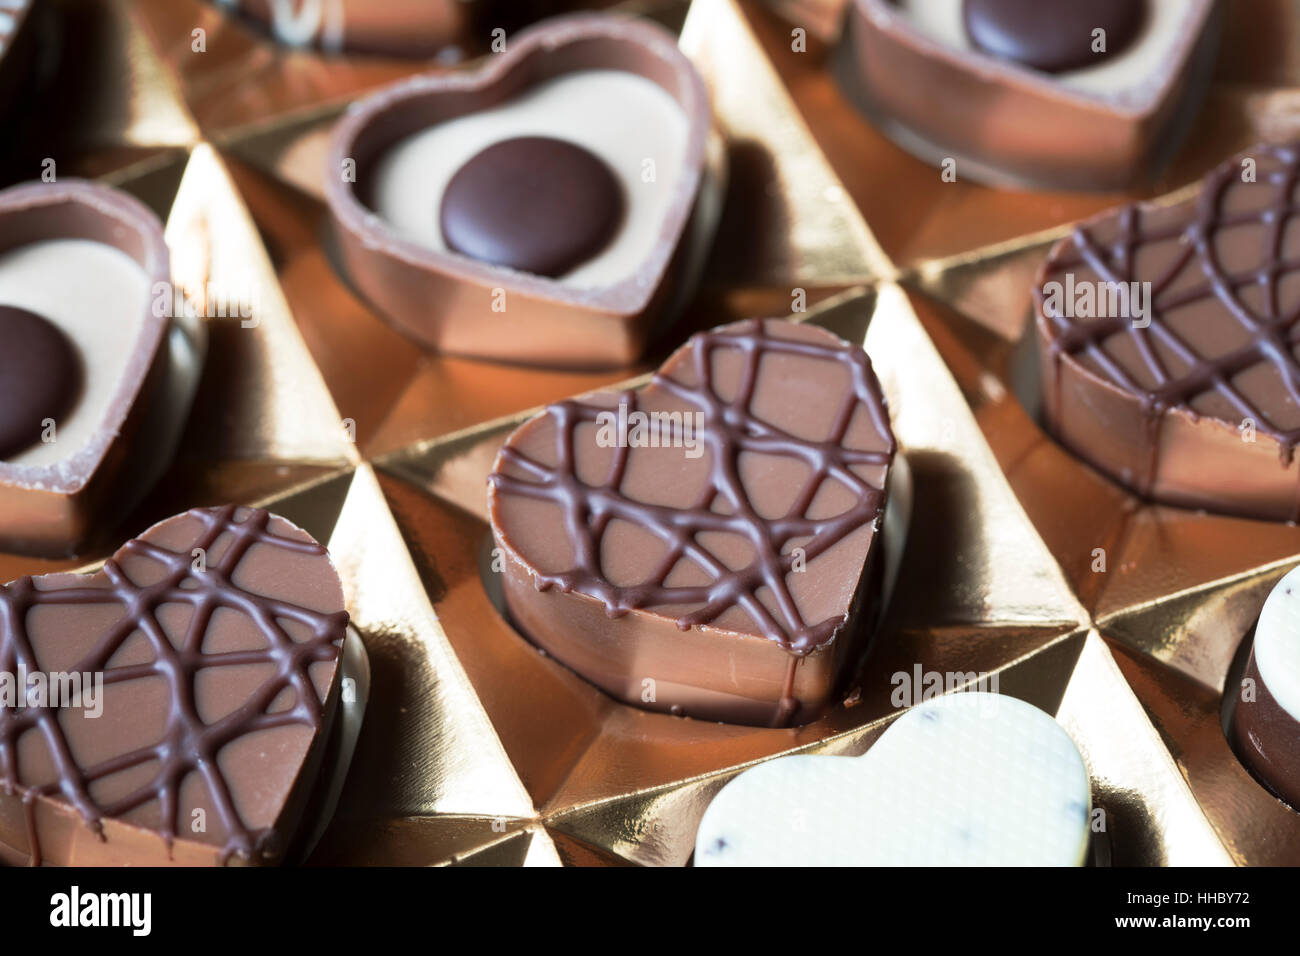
[695,692,1091,866]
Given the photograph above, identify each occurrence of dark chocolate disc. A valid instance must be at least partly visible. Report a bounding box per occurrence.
[0,305,81,459]
[962,0,1145,73]
[439,136,625,278]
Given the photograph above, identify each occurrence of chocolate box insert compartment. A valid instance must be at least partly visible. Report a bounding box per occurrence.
[325,13,718,368]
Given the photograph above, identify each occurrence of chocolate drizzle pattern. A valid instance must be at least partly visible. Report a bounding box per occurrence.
[489,320,895,655]
[1040,142,1300,487]
[0,506,347,866]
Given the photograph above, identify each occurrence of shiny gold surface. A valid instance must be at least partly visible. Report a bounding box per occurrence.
[3,0,1285,866]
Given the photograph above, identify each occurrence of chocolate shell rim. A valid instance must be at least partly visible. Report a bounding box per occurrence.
[323,12,712,318]
[1030,189,1288,462]
[0,179,171,495]
[485,320,904,660]
[854,0,1217,117]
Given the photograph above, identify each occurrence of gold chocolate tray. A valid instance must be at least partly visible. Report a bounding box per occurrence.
[3,0,1291,865]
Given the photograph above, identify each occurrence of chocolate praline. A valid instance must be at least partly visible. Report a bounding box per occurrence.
[487,319,897,727]
[1035,141,1300,520]
[0,506,349,866]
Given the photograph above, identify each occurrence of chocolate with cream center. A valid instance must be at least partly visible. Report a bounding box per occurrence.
[370,70,687,288]
[0,239,151,470]
[900,0,1183,96]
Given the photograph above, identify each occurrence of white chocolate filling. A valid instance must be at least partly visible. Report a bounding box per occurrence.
[0,239,150,469]
[1253,566,1300,722]
[897,0,1191,100]
[695,691,1091,866]
[370,70,689,289]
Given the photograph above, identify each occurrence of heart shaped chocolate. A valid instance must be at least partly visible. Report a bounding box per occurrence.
[1036,141,1300,520]
[0,180,175,556]
[488,319,896,727]
[695,692,1092,866]
[325,14,715,368]
[0,505,348,866]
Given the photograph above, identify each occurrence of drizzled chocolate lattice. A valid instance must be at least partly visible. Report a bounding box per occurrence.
[0,505,347,866]
[490,319,895,656]
[1036,141,1300,517]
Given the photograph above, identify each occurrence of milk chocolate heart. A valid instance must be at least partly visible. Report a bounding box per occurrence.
[0,180,175,557]
[1036,141,1300,520]
[695,692,1092,866]
[488,319,896,727]
[325,14,716,368]
[0,505,348,866]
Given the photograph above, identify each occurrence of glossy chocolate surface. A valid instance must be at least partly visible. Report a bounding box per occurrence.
[1231,648,1300,812]
[440,136,625,278]
[0,506,347,866]
[0,306,81,460]
[488,319,896,726]
[1036,141,1300,520]
[962,0,1144,73]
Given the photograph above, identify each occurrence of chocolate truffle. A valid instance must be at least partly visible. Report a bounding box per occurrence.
[439,136,625,278]
[845,0,1219,190]
[1230,566,1300,811]
[325,14,715,367]
[0,505,349,866]
[487,319,897,727]
[0,180,178,557]
[1035,141,1300,521]
[695,692,1092,866]
[0,306,81,460]
[962,0,1145,74]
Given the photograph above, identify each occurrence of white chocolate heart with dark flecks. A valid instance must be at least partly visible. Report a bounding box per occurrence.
[695,691,1092,866]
